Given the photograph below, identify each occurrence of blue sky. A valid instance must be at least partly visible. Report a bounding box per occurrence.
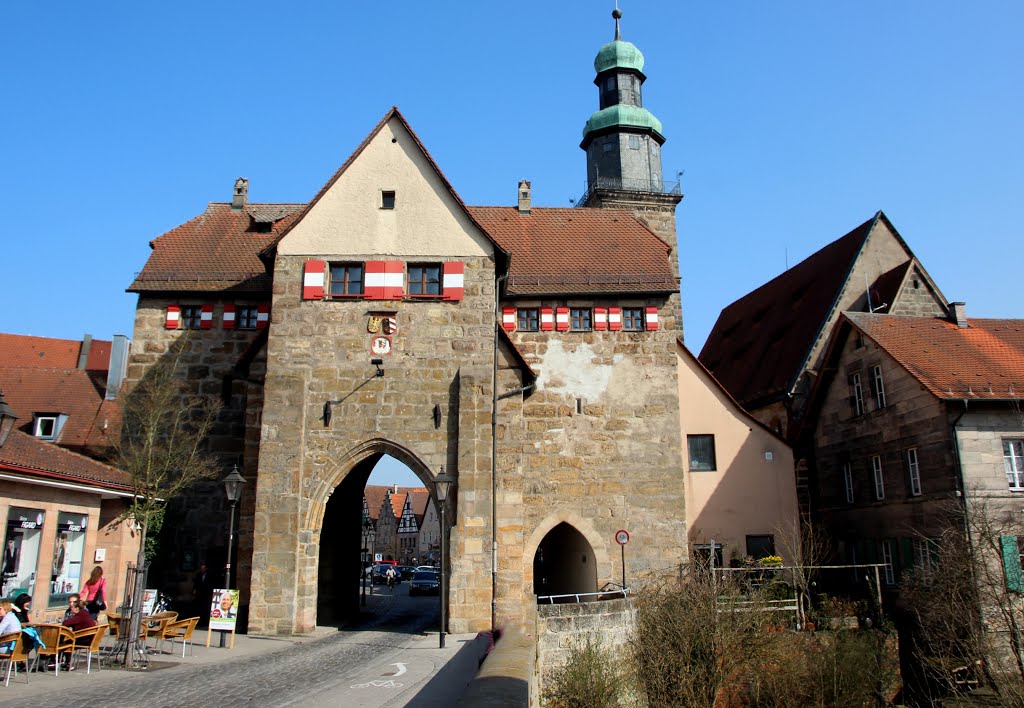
[4,2,1021,485]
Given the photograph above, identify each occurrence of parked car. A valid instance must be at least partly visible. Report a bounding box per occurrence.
[398,566,416,581]
[416,565,438,571]
[372,564,398,585]
[409,570,440,596]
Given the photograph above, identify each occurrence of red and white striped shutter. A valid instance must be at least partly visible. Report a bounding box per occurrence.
[256,304,270,329]
[645,306,660,331]
[303,260,326,300]
[364,261,384,299]
[608,307,622,331]
[594,307,608,331]
[223,304,236,329]
[165,305,180,330]
[200,303,214,329]
[540,307,554,331]
[502,306,516,332]
[442,262,464,301]
[555,307,570,332]
[384,261,404,299]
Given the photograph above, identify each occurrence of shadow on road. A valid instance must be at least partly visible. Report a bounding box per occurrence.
[403,633,489,707]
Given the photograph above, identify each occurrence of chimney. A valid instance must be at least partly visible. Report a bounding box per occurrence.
[949,302,968,328]
[77,334,93,370]
[105,335,130,401]
[393,483,398,494]
[232,177,249,211]
[517,180,531,215]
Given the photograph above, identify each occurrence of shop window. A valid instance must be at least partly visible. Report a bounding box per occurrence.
[48,513,87,608]
[2,507,45,599]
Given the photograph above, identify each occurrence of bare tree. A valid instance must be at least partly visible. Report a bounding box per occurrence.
[775,514,832,629]
[114,340,222,665]
[904,496,1024,705]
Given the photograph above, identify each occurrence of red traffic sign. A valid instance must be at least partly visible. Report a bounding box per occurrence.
[615,529,629,545]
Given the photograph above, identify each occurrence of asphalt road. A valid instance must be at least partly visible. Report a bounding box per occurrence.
[0,585,484,708]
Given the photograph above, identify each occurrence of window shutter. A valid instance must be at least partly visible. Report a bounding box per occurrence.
[608,307,622,331]
[302,260,326,300]
[540,307,554,331]
[555,307,570,332]
[645,306,660,331]
[165,305,181,330]
[1002,536,1023,593]
[256,304,270,330]
[594,307,608,331]
[199,304,214,329]
[365,261,404,300]
[222,304,236,329]
[442,262,464,301]
[502,307,516,332]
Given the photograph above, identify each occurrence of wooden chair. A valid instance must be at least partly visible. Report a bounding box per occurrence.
[143,611,178,649]
[0,632,30,686]
[31,624,76,675]
[157,617,199,657]
[70,624,107,673]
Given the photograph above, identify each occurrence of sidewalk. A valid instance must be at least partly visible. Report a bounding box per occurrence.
[0,625,338,703]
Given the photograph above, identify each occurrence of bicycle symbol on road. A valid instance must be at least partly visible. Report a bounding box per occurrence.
[350,679,404,689]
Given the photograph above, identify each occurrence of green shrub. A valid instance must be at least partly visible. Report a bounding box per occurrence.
[543,635,623,708]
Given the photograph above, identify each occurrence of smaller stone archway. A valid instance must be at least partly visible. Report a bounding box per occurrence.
[525,513,610,601]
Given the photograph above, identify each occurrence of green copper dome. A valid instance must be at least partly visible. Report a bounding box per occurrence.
[594,39,645,75]
[583,105,663,141]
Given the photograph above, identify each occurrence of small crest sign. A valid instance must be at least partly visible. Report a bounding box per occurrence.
[367,316,382,334]
[383,316,398,335]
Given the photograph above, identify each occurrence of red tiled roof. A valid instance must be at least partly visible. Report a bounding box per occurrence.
[408,489,430,524]
[0,430,132,491]
[469,207,677,295]
[364,485,389,523]
[0,334,111,371]
[848,313,1024,400]
[0,367,121,455]
[127,203,303,293]
[699,213,878,408]
[389,493,407,520]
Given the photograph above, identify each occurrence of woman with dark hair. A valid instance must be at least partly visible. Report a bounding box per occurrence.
[12,593,30,624]
[80,565,107,619]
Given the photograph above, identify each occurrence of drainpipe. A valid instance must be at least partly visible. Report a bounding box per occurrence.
[491,271,508,633]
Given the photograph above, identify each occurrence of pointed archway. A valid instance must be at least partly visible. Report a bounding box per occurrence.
[532,522,598,599]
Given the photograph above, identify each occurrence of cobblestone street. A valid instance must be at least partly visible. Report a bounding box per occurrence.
[0,587,483,707]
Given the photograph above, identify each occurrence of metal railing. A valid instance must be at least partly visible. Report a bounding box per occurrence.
[537,582,631,604]
[576,177,681,207]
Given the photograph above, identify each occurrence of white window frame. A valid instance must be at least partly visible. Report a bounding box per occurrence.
[851,373,865,416]
[1005,440,1024,490]
[843,462,854,504]
[880,540,895,585]
[34,415,58,440]
[913,538,935,572]
[872,455,885,500]
[907,448,922,496]
[871,364,886,409]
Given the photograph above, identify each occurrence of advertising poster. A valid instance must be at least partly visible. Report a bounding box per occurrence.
[142,588,158,616]
[210,588,239,631]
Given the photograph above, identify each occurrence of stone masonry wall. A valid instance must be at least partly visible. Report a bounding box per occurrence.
[248,254,498,634]
[536,598,636,685]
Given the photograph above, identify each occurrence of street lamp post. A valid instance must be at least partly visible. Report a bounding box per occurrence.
[221,464,246,648]
[368,523,376,601]
[361,518,373,607]
[434,467,455,649]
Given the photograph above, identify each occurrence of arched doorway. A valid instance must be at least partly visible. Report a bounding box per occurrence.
[533,522,598,599]
[315,450,439,626]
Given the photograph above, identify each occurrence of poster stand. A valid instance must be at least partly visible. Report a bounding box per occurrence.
[206,588,239,649]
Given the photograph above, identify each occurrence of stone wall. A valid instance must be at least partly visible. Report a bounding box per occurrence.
[535,598,635,682]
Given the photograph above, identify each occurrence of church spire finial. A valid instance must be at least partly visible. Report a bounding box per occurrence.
[612,6,622,41]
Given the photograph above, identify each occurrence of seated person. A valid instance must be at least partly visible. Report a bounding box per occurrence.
[12,593,30,624]
[0,601,22,651]
[60,599,97,670]
[62,593,81,622]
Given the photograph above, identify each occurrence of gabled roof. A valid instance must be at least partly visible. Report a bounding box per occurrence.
[264,107,508,266]
[0,334,111,371]
[128,203,303,293]
[469,206,676,295]
[388,492,407,520]
[364,485,389,523]
[847,313,1024,400]
[699,212,882,408]
[408,489,430,525]
[0,429,132,492]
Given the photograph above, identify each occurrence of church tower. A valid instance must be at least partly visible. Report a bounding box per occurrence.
[581,9,682,266]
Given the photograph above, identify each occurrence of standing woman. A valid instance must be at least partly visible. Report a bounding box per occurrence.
[80,566,107,619]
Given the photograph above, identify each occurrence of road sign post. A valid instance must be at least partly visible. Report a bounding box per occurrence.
[615,529,629,591]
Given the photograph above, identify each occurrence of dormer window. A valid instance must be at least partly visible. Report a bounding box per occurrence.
[34,414,60,441]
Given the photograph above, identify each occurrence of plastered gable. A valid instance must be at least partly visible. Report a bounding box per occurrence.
[279,115,492,258]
